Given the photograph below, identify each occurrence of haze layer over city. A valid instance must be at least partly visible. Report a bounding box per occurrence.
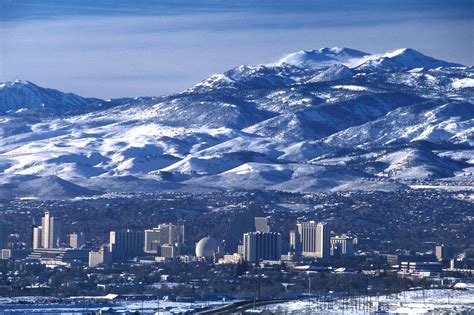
[0,1,473,314]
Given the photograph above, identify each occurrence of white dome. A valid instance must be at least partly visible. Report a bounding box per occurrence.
[195,236,219,257]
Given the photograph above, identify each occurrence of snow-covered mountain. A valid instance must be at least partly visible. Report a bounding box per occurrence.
[0,47,472,198]
[0,80,128,116]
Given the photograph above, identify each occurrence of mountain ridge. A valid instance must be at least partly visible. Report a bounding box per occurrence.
[0,47,472,198]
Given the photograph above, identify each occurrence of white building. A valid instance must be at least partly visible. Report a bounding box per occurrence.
[144,223,185,253]
[32,226,43,250]
[42,212,62,249]
[296,221,330,259]
[89,247,112,267]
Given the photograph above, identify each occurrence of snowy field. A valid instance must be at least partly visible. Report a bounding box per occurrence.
[0,296,224,314]
[1,289,472,314]
[260,289,474,314]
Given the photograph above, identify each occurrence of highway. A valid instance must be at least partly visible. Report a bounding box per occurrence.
[197,297,306,314]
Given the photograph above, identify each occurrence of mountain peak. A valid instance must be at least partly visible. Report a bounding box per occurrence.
[384,48,418,57]
[317,47,369,57]
[0,80,105,116]
[272,47,463,71]
[274,47,369,68]
[357,48,463,71]
[0,79,35,90]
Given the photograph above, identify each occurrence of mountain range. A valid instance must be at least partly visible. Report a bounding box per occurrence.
[0,47,473,198]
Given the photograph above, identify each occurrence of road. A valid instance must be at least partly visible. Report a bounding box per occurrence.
[197,297,306,314]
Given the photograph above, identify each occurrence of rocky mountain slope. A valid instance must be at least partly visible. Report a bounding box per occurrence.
[0,47,472,198]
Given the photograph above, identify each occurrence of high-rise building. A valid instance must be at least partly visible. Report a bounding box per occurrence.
[144,223,185,253]
[289,229,301,255]
[242,232,282,262]
[330,235,354,257]
[226,208,261,252]
[42,212,62,249]
[255,216,273,233]
[296,221,330,259]
[69,232,85,249]
[32,226,43,249]
[435,244,453,261]
[0,221,8,249]
[144,229,160,253]
[110,230,144,259]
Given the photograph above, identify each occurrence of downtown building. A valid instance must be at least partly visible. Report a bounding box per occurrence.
[32,212,62,249]
[226,207,263,252]
[254,216,274,233]
[330,234,354,257]
[89,246,113,267]
[69,232,85,249]
[435,244,454,261]
[242,231,282,262]
[110,229,144,259]
[144,223,185,254]
[32,226,43,249]
[295,221,330,259]
[0,221,8,250]
[42,212,62,249]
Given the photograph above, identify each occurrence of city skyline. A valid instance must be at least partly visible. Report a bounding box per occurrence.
[0,1,472,312]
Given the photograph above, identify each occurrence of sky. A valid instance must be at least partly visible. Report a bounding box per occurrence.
[0,0,473,98]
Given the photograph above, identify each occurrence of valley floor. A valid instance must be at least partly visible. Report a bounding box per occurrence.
[260,287,474,314]
[0,288,472,314]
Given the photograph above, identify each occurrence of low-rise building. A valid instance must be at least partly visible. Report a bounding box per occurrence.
[27,248,90,264]
[160,244,178,258]
[435,244,453,260]
[89,247,113,267]
[1,249,30,260]
[218,253,243,264]
[400,261,443,274]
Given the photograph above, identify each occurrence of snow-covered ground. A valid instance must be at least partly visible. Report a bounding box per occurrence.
[1,288,473,314]
[1,47,473,198]
[261,288,474,314]
[0,296,225,314]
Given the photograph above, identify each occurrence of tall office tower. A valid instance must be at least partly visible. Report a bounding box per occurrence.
[144,224,185,253]
[435,244,454,261]
[330,235,354,257]
[109,230,144,259]
[289,229,301,255]
[160,223,185,245]
[144,228,161,253]
[0,221,8,249]
[32,226,43,249]
[255,216,274,233]
[297,221,330,259]
[316,222,330,259]
[226,208,261,252]
[242,232,282,262]
[42,212,62,249]
[69,232,85,249]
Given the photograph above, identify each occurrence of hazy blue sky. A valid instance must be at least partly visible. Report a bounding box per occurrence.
[0,0,473,98]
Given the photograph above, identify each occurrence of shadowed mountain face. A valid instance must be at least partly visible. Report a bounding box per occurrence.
[0,47,473,198]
